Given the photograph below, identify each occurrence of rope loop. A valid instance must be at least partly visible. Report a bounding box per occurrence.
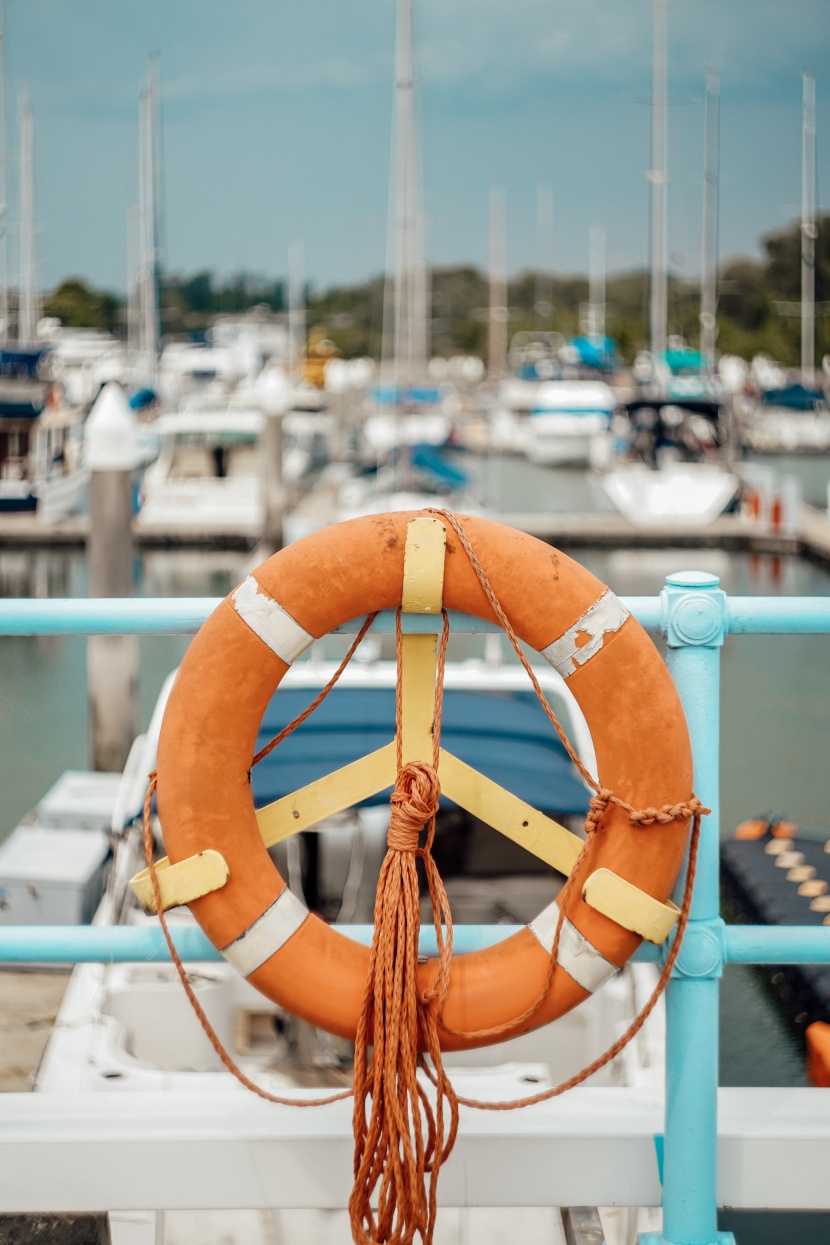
[628,795,710,827]
[585,787,614,834]
[388,761,441,853]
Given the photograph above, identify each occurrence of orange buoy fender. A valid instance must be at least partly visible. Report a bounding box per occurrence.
[156,512,693,1050]
[806,1022,830,1087]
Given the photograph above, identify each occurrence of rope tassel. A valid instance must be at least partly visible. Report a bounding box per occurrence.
[349,760,458,1245]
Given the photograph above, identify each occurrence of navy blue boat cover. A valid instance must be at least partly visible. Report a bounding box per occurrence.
[252,686,590,818]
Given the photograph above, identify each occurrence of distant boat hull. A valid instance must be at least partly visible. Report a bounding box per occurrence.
[600,463,738,528]
[739,407,830,454]
[0,480,37,511]
[522,413,610,467]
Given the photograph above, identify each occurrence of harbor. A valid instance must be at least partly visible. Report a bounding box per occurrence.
[0,0,829,1242]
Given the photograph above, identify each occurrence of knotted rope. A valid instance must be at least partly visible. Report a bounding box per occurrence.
[143,515,709,1245]
[349,613,458,1245]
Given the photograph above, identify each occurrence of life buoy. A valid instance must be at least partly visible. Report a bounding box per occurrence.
[156,511,693,1050]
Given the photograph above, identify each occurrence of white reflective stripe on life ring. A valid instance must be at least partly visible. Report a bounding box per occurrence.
[232,575,316,665]
[528,900,618,993]
[539,589,629,679]
[221,886,310,977]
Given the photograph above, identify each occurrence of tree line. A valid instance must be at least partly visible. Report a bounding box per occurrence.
[42,213,829,367]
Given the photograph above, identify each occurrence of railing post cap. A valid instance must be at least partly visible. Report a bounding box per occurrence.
[661,572,728,647]
[665,570,721,589]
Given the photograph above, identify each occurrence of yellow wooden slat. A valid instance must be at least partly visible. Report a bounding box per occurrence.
[130,849,230,914]
[254,742,397,846]
[582,867,680,944]
[437,747,584,875]
[400,634,438,764]
[401,517,447,613]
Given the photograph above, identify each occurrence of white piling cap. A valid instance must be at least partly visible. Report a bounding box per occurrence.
[257,366,291,416]
[84,383,142,472]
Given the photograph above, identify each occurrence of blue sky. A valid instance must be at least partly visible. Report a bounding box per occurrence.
[6,0,830,294]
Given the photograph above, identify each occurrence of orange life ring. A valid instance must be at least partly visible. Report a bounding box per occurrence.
[156,511,693,1050]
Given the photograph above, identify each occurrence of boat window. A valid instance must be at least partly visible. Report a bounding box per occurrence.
[168,445,216,478]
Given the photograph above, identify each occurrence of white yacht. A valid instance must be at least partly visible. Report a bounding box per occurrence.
[519,378,618,467]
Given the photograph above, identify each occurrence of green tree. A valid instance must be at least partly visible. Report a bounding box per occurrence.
[43,278,119,333]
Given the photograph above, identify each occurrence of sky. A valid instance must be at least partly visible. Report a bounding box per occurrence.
[5,0,830,295]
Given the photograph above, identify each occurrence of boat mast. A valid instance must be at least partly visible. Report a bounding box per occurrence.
[138,56,162,366]
[0,0,8,339]
[383,0,427,395]
[287,239,305,385]
[801,71,816,384]
[487,184,507,380]
[648,0,668,365]
[535,184,554,332]
[588,225,606,343]
[17,88,39,344]
[700,65,720,372]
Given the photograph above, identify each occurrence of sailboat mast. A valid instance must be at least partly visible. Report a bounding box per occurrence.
[138,57,161,364]
[389,0,426,392]
[801,71,816,383]
[488,184,507,380]
[588,225,606,342]
[700,65,720,372]
[287,239,306,385]
[648,0,668,364]
[535,184,554,331]
[17,90,39,344]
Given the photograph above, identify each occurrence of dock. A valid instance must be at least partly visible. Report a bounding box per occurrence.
[0,504,828,563]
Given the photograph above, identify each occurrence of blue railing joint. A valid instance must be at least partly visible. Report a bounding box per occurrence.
[660,572,728,649]
[670,916,726,981]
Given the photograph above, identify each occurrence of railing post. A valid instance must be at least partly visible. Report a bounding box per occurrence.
[641,572,734,1245]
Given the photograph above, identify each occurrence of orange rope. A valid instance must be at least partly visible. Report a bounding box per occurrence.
[348,611,457,1245]
[140,613,379,1109]
[253,612,378,766]
[143,774,350,1108]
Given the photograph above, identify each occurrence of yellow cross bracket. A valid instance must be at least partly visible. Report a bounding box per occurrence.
[399,515,447,764]
[130,515,681,943]
[130,849,229,916]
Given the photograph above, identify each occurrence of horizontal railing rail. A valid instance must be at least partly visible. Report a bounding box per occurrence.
[2,921,830,967]
[1,585,829,1245]
[0,595,828,635]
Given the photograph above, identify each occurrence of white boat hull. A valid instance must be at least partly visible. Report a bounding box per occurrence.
[600,464,739,528]
[522,414,610,467]
[35,468,89,524]
[740,408,830,454]
[137,476,263,534]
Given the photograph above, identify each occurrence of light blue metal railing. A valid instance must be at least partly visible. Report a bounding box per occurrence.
[1,581,830,1245]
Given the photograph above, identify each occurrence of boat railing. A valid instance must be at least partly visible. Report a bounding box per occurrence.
[1,579,830,1245]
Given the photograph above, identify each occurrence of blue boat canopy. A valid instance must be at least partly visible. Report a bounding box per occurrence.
[128,387,158,411]
[762,383,826,412]
[410,443,468,488]
[252,686,590,818]
[570,336,618,369]
[373,384,442,406]
[663,348,706,375]
[0,346,50,379]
